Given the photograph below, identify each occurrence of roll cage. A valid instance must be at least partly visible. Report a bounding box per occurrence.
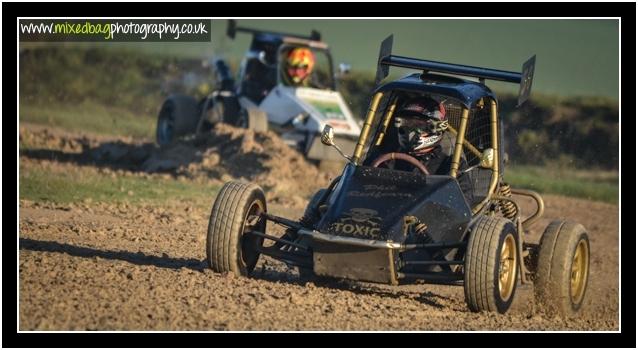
[348,35,536,218]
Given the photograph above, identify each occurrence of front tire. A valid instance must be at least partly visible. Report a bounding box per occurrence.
[464,216,519,313]
[534,220,590,317]
[206,181,267,276]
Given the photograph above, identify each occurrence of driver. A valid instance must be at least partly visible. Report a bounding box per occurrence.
[393,97,474,203]
[283,47,315,86]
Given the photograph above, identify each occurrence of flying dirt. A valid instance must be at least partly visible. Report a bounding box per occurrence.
[18,124,618,331]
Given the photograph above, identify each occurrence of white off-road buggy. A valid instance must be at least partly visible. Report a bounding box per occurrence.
[156,20,361,164]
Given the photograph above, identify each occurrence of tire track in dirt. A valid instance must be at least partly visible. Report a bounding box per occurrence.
[18,193,618,331]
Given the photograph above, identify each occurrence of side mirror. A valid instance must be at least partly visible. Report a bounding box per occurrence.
[321,125,352,163]
[321,125,335,145]
[479,148,495,169]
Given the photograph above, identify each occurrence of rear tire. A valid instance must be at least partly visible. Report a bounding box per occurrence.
[534,220,590,317]
[206,181,267,276]
[464,216,519,313]
[156,94,200,146]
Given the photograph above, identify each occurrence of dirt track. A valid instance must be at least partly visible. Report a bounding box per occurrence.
[18,125,619,331]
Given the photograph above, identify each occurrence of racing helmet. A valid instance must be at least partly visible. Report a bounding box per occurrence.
[286,47,315,84]
[395,97,448,155]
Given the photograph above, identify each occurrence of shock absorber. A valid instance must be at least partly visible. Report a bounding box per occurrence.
[499,183,517,220]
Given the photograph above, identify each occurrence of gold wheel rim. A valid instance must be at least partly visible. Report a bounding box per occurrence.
[240,200,264,267]
[570,239,589,304]
[499,234,517,300]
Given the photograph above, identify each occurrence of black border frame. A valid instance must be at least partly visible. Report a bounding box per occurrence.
[5,2,635,348]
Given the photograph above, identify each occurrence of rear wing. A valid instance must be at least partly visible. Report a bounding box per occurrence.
[375,35,536,107]
[226,19,322,42]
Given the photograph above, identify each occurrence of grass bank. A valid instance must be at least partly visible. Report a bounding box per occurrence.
[18,46,619,204]
[20,101,156,139]
[19,163,219,208]
[505,165,618,204]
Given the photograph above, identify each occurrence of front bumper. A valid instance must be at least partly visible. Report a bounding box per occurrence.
[298,228,400,284]
[259,213,466,285]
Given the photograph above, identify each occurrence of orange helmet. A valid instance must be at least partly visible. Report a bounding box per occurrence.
[286,47,315,84]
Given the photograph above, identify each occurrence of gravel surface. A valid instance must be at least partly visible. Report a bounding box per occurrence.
[18,125,619,331]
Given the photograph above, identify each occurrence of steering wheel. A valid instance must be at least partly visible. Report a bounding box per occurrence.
[371,152,430,175]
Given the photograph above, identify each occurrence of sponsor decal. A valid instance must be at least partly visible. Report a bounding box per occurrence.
[298,94,347,121]
[347,184,413,199]
[330,208,383,239]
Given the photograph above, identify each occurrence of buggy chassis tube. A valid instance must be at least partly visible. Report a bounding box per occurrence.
[297,228,465,251]
[445,124,482,158]
[247,230,309,251]
[261,212,467,251]
[255,245,312,268]
[353,92,384,164]
[261,212,304,231]
[449,107,470,178]
[509,188,545,230]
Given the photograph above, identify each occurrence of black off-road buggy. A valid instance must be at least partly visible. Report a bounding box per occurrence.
[205,36,590,315]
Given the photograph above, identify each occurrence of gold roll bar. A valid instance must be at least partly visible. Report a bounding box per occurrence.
[374,96,398,146]
[472,99,500,214]
[449,107,470,177]
[446,124,482,158]
[510,188,545,230]
[352,92,383,164]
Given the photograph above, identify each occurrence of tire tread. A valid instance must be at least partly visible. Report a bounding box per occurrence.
[464,215,518,313]
[207,181,265,275]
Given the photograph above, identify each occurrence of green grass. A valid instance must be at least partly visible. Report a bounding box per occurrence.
[19,156,618,207]
[505,165,618,204]
[20,100,156,139]
[20,164,219,207]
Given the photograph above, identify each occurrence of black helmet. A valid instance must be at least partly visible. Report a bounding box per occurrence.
[395,97,448,154]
